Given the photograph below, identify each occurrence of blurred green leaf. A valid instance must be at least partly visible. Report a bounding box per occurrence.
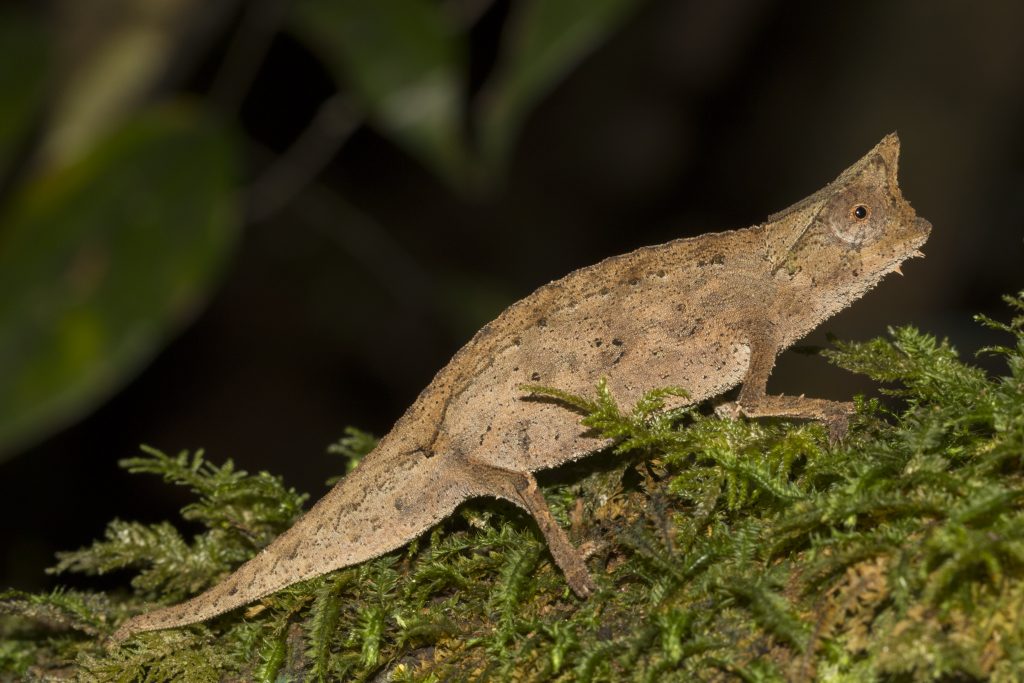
[477,0,642,171]
[292,0,468,187]
[0,7,49,178]
[0,104,238,461]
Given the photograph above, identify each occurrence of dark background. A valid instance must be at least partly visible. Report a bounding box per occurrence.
[2,0,1022,592]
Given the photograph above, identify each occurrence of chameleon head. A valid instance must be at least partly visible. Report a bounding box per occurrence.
[773,133,931,291]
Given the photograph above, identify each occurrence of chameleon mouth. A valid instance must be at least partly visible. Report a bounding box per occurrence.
[888,217,931,276]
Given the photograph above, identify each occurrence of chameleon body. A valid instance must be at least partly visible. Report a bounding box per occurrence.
[111,134,930,642]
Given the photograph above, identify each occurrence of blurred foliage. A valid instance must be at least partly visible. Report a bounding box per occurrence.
[0,7,49,179]
[290,0,644,189]
[476,0,641,173]
[0,0,644,462]
[3,293,1024,680]
[0,106,237,461]
[292,0,470,187]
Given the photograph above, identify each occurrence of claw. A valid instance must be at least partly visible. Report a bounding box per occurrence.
[893,264,904,276]
[714,401,743,420]
[826,415,850,444]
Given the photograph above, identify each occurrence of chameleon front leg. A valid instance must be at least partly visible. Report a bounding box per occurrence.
[460,457,596,597]
[724,332,856,441]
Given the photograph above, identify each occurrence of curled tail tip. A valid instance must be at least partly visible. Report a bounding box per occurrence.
[107,613,172,648]
[106,614,181,649]
[105,620,138,649]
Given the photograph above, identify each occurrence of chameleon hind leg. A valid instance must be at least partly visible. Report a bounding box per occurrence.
[460,457,596,597]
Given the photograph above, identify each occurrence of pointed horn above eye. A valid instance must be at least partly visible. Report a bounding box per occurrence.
[873,132,901,170]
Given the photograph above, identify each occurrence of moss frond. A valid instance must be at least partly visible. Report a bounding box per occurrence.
[47,447,307,606]
[121,446,308,542]
[326,427,379,485]
[0,588,107,637]
[76,629,233,683]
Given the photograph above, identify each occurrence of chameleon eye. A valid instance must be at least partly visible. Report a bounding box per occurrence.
[827,197,880,246]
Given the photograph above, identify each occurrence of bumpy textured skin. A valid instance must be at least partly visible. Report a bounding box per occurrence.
[111,134,930,643]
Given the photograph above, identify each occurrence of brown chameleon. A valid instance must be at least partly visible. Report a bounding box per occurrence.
[111,133,930,642]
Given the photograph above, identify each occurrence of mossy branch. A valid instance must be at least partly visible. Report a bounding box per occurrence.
[5,292,1024,681]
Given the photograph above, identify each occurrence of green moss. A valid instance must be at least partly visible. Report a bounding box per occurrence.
[4,293,1024,681]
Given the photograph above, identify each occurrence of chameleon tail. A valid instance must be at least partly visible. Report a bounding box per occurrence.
[109,448,469,644]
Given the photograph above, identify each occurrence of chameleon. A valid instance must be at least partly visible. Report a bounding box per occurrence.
[110,133,930,642]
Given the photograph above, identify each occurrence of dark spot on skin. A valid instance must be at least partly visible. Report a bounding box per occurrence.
[612,338,624,346]
[599,287,609,295]
[698,253,725,267]
[394,498,405,511]
[594,339,603,347]
[335,502,357,526]
[537,318,548,328]
[513,337,521,346]
[531,372,541,381]
[656,269,667,277]
[629,277,640,286]
[517,425,531,453]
